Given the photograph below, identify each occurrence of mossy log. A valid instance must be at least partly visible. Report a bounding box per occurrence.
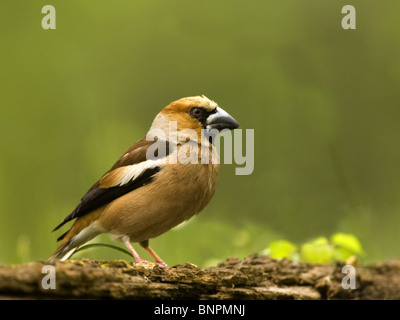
[0,254,399,299]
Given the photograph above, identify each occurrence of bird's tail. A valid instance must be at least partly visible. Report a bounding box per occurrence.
[48,247,77,263]
[47,237,78,263]
[48,215,104,263]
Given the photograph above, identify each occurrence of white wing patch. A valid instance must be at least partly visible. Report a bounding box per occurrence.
[117,159,165,186]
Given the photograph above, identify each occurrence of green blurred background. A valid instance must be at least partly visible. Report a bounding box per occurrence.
[1,0,399,267]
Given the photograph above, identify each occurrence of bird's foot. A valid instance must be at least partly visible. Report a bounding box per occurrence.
[155,260,168,268]
[135,259,167,268]
[135,259,157,268]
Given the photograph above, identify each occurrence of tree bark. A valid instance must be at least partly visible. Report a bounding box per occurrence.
[0,254,399,299]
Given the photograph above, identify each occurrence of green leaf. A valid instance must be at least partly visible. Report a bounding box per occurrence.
[265,240,298,259]
[300,237,333,263]
[312,236,329,246]
[331,233,364,255]
[333,247,355,261]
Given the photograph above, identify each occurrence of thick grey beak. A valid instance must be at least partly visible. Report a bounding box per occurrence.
[206,106,240,131]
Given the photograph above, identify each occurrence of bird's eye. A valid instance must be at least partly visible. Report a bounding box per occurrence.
[190,107,202,118]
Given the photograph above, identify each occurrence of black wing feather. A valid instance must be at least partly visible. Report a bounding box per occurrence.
[53,166,160,234]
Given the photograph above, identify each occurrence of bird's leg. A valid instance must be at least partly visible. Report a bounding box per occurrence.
[140,240,168,268]
[122,237,152,265]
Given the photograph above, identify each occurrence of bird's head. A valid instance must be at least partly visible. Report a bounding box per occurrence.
[149,95,239,142]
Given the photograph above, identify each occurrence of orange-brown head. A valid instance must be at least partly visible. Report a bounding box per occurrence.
[150,95,239,140]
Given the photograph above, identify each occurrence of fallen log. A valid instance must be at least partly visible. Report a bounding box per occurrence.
[0,254,399,299]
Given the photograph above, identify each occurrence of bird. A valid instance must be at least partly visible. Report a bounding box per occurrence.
[48,95,239,267]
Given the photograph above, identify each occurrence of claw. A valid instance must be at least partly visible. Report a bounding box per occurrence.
[123,237,168,268]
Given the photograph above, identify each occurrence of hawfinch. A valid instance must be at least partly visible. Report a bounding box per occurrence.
[49,95,239,266]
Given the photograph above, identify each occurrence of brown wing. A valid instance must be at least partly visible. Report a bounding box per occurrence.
[53,138,170,234]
